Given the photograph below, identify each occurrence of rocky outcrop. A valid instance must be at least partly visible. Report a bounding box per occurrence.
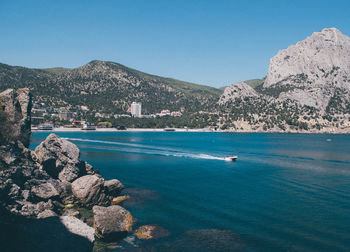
[218,82,259,104]
[217,28,350,133]
[263,28,350,110]
[0,88,131,250]
[34,134,92,182]
[264,28,350,89]
[93,205,134,240]
[0,88,32,147]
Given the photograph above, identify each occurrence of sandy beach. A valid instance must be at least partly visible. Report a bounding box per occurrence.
[32,127,214,132]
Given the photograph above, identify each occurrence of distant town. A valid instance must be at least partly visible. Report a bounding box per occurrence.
[31,100,183,130]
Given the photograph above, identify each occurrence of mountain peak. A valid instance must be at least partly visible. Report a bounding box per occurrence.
[320,27,341,34]
[264,28,350,87]
[262,27,350,110]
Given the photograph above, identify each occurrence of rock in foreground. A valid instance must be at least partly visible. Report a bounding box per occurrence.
[134,224,170,240]
[34,134,90,182]
[93,205,134,241]
[0,88,32,147]
[60,215,95,243]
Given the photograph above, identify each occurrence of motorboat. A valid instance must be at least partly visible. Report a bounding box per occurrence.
[224,156,238,161]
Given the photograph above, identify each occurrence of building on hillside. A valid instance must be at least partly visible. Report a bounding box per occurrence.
[80,105,89,111]
[131,102,142,118]
[58,111,74,121]
[114,114,131,118]
[171,111,182,117]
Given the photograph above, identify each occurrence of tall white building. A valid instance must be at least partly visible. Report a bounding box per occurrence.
[131,102,142,118]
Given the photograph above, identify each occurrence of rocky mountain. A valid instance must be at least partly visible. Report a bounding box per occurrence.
[0,61,222,114]
[218,82,258,104]
[219,28,350,132]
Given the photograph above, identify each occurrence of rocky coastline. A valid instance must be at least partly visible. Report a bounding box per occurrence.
[0,89,140,251]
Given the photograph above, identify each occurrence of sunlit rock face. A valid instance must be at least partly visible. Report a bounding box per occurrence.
[263,28,350,110]
[218,82,259,105]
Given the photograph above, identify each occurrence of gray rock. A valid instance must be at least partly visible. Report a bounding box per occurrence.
[218,82,259,105]
[134,224,171,239]
[104,179,124,196]
[37,209,58,218]
[31,182,60,200]
[19,200,54,217]
[0,88,32,147]
[34,134,86,182]
[60,216,95,243]
[62,208,80,218]
[263,28,350,111]
[93,205,134,241]
[84,161,95,175]
[71,175,107,206]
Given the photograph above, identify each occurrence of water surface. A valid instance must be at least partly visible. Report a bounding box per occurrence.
[30,132,350,251]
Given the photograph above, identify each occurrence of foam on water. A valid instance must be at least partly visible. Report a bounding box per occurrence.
[64,137,227,161]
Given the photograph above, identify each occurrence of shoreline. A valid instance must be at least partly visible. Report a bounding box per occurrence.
[31,127,350,134]
[32,127,213,132]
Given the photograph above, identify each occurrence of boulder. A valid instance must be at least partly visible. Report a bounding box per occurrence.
[71,175,107,206]
[19,200,54,217]
[62,208,80,218]
[134,224,170,239]
[0,88,32,147]
[104,179,124,196]
[93,205,134,241]
[111,195,131,205]
[31,182,60,200]
[37,209,58,219]
[60,216,95,243]
[34,134,87,182]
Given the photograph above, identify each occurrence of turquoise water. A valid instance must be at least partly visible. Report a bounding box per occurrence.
[30,132,350,251]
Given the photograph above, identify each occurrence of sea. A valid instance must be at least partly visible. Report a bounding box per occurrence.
[30,132,350,252]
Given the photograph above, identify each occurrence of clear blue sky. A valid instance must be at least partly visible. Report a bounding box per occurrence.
[1,0,349,87]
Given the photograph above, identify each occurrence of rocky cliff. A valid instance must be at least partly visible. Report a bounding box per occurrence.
[218,28,350,132]
[264,27,350,110]
[0,88,134,251]
[218,82,258,105]
[0,88,32,147]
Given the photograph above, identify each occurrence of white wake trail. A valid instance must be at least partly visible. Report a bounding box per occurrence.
[64,137,226,161]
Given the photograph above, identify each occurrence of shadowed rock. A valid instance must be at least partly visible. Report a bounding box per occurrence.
[0,206,93,252]
[34,134,88,182]
[104,179,124,197]
[134,224,170,240]
[0,88,32,147]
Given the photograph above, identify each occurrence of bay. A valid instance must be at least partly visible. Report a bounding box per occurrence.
[30,132,350,251]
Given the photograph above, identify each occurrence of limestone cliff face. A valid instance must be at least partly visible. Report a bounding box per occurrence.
[264,28,350,110]
[0,88,32,147]
[218,82,259,105]
[218,28,350,132]
[264,28,350,88]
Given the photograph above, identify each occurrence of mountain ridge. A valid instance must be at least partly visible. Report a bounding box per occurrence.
[0,60,222,114]
[218,27,350,132]
[1,27,350,132]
